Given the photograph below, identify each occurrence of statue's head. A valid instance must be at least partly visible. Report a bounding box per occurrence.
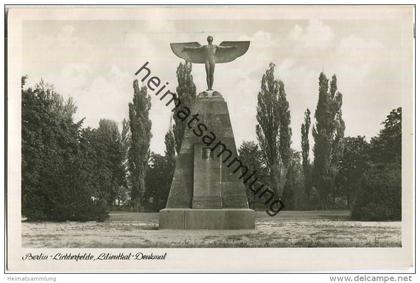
[207,36,213,44]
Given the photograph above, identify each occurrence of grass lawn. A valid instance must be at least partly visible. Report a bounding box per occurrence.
[22,210,401,248]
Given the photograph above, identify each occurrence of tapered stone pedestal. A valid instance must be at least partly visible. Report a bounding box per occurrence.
[159,92,255,230]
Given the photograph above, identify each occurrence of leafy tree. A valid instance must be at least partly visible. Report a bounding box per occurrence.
[173,61,196,154]
[369,107,402,165]
[22,78,108,222]
[128,80,152,211]
[256,63,292,198]
[312,73,345,209]
[77,127,109,221]
[76,121,127,209]
[351,108,402,220]
[238,141,269,208]
[336,136,369,207]
[301,109,312,200]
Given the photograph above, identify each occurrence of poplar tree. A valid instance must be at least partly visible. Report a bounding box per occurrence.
[173,61,196,154]
[95,119,126,206]
[121,118,131,179]
[128,80,152,211]
[164,128,176,175]
[256,63,292,198]
[312,73,345,209]
[279,81,292,169]
[301,109,311,199]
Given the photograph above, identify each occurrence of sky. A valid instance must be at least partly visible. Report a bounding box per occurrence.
[21,6,413,155]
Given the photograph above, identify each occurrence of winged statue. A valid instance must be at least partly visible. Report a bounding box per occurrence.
[170,36,250,91]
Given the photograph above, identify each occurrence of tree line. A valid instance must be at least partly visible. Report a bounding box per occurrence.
[239,63,401,221]
[21,61,401,222]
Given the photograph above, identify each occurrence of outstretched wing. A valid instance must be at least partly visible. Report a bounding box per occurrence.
[170,42,205,64]
[215,41,250,63]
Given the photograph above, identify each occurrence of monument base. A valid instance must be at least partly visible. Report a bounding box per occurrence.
[159,208,255,230]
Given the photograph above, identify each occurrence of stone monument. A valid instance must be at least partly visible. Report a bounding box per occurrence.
[159,36,255,229]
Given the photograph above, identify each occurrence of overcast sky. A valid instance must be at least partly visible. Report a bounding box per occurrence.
[22,6,413,155]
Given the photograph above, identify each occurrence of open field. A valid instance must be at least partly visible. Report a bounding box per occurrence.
[22,210,401,248]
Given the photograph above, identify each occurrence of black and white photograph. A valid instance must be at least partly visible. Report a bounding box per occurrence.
[5,4,414,273]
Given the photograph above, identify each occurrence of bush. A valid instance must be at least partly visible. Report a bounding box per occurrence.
[24,193,109,222]
[351,163,401,221]
[68,199,109,222]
